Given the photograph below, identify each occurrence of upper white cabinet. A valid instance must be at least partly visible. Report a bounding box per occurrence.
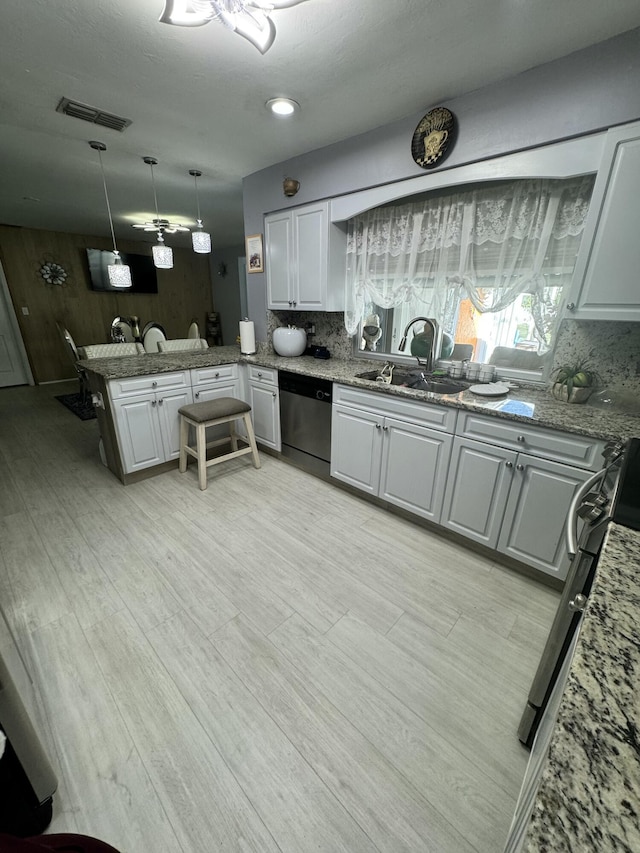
[565,121,640,320]
[265,201,346,311]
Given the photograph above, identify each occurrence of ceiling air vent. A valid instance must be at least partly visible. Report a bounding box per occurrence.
[56,97,132,132]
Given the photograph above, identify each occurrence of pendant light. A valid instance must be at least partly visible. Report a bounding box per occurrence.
[142,156,173,269]
[89,141,132,288]
[189,169,211,254]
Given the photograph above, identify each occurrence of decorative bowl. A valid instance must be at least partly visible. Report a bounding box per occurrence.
[273,326,307,357]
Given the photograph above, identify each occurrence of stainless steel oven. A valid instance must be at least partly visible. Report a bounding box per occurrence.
[518,437,639,748]
[278,370,332,477]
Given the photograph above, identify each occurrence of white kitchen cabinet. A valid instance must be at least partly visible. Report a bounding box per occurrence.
[497,453,593,577]
[246,365,281,450]
[331,386,454,522]
[442,417,604,580]
[565,120,640,321]
[190,363,241,443]
[441,436,516,549]
[112,385,193,474]
[265,201,346,311]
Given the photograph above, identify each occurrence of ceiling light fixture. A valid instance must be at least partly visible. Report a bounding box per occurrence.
[88,141,132,288]
[189,170,212,254]
[141,156,174,270]
[159,0,308,54]
[132,217,190,234]
[266,97,299,117]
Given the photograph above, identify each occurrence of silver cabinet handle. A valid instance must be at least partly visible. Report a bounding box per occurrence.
[258,372,262,378]
[158,398,163,405]
[517,435,525,443]
[568,593,587,612]
[215,371,220,378]
[272,392,276,398]
[152,380,158,388]
[375,423,381,430]
[151,400,157,407]
[292,301,297,307]
[383,425,388,431]
[195,391,200,398]
[566,302,576,311]
[516,463,524,471]
[505,461,513,468]
[288,300,293,306]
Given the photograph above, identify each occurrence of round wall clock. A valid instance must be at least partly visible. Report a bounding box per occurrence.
[39,261,68,286]
[411,107,456,170]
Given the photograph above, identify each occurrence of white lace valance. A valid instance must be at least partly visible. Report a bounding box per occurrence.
[344,176,595,341]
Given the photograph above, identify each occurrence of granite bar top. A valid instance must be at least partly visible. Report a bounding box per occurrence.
[79,346,640,443]
[523,522,640,852]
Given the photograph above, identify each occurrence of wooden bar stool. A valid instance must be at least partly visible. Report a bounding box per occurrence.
[178,397,261,490]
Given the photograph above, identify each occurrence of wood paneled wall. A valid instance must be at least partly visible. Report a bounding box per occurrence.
[0,225,214,383]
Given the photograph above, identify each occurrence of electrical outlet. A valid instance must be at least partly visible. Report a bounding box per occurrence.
[21,306,29,315]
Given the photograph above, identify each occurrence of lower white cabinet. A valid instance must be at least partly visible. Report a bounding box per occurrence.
[113,386,193,473]
[331,391,454,522]
[441,435,596,580]
[246,365,281,450]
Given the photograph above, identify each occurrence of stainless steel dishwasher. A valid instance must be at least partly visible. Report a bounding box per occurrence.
[278,370,332,476]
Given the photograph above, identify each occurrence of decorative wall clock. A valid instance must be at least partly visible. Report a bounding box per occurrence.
[411,107,456,170]
[39,261,68,287]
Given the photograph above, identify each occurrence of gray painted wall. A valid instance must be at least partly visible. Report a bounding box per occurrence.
[210,244,244,345]
[243,27,640,341]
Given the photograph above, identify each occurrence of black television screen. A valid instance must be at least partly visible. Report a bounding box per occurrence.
[86,248,158,293]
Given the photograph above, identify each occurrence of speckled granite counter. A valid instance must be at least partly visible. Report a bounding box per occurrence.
[522,522,640,852]
[79,347,640,442]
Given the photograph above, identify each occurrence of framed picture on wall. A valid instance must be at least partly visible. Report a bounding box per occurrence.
[246,234,264,274]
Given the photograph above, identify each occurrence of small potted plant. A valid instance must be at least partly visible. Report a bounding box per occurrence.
[550,359,600,403]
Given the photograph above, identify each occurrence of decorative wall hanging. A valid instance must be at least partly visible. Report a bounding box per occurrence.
[246,234,264,273]
[39,261,68,287]
[411,106,455,170]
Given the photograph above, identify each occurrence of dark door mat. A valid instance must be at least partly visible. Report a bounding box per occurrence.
[55,393,96,421]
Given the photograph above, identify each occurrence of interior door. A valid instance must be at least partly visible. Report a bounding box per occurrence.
[0,262,30,387]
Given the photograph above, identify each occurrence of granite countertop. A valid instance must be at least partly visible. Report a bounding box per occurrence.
[523,522,640,852]
[79,346,640,442]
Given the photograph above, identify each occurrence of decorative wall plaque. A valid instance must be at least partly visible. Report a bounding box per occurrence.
[411,107,456,170]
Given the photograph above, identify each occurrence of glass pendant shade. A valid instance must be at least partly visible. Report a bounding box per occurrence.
[89,140,132,288]
[192,220,211,254]
[152,240,173,269]
[108,251,133,288]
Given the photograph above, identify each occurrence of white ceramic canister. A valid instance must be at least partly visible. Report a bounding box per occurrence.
[465,362,482,381]
[272,326,307,357]
[478,364,496,383]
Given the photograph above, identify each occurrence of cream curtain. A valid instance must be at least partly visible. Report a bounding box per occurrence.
[344,176,595,346]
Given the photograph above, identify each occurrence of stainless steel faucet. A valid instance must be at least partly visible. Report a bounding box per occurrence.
[397,316,440,372]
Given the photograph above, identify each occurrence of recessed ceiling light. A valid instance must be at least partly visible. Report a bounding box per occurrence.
[266,98,300,117]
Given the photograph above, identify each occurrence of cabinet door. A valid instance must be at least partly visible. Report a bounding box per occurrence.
[293,203,327,310]
[157,387,193,461]
[330,404,383,495]
[265,212,293,309]
[497,453,592,580]
[567,123,640,320]
[249,382,281,450]
[113,395,164,473]
[380,418,453,522]
[193,380,241,443]
[441,436,516,549]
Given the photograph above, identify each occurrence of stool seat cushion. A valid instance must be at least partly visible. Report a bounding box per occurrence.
[179,397,251,422]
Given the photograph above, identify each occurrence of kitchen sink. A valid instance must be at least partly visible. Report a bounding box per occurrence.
[355,369,468,395]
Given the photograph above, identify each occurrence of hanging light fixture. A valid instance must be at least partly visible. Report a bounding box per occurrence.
[142,156,173,270]
[189,170,211,254]
[159,1,308,54]
[88,141,132,288]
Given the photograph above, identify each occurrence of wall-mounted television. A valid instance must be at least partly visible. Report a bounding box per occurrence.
[86,248,158,293]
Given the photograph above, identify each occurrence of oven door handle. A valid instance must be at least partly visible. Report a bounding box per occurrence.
[566,468,607,558]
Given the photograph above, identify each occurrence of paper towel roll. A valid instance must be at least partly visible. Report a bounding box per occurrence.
[239,319,256,355]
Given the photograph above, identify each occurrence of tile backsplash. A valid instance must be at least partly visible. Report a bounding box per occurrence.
[266,310,354,359]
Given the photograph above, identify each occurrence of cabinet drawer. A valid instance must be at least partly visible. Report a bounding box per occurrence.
[334,384,457,433]
[190,363,238,386]
[457,412,605,470]
[109,370,190,399]
[247,365,277,385]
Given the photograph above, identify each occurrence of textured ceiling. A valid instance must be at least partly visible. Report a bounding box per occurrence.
[1,0,639,250]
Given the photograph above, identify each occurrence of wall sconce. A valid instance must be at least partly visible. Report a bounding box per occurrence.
[283,177,300,197]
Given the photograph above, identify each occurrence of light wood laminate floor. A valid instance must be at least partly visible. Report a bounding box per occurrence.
[0,381,560,853]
